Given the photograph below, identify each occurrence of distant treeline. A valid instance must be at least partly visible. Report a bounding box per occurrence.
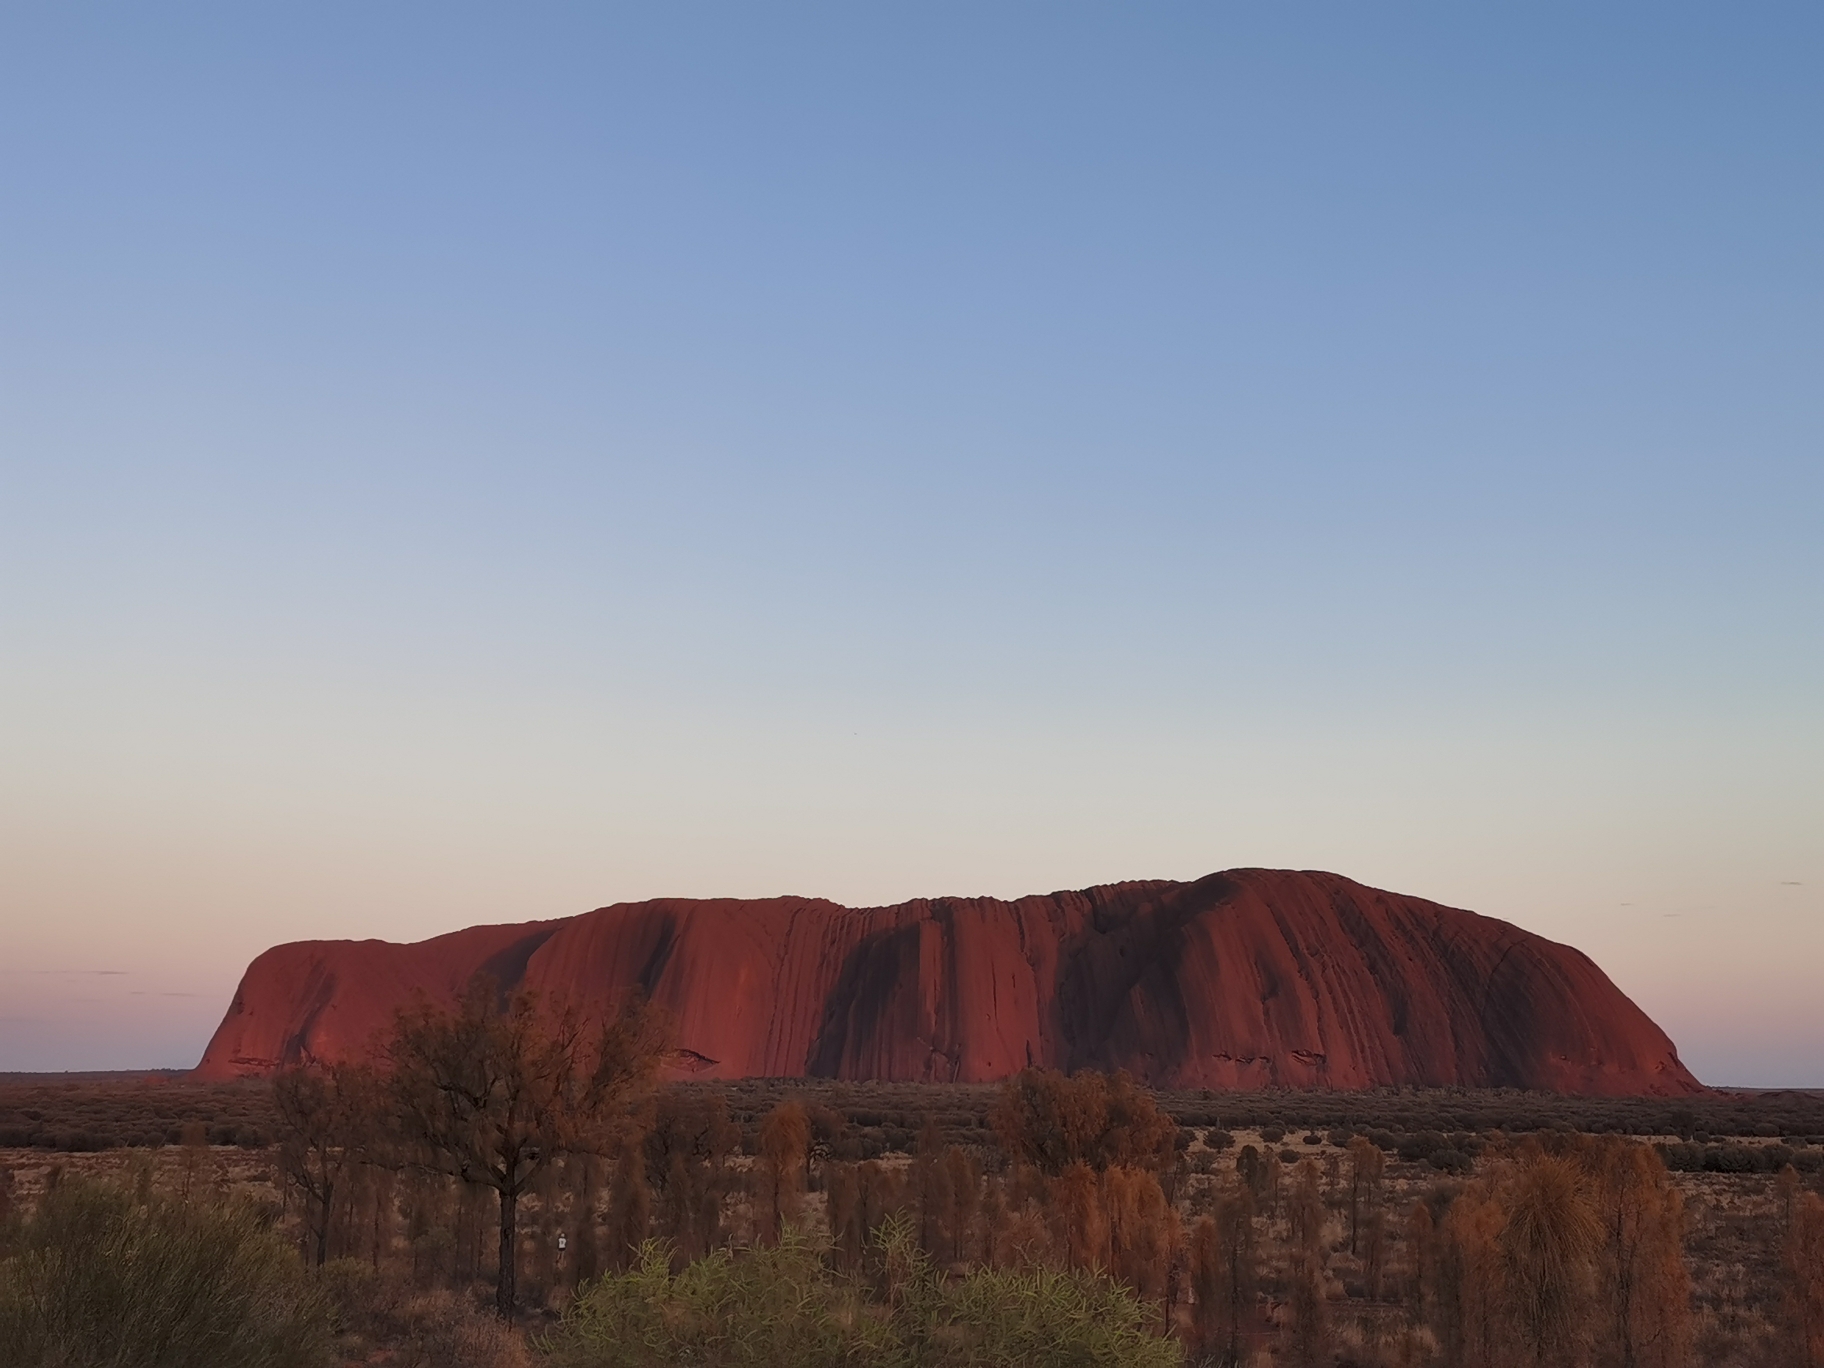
[5,1072,1824,1156]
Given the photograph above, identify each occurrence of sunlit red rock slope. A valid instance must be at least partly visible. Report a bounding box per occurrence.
[196,869,1700,1095]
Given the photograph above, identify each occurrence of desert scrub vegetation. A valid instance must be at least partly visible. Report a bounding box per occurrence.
[542,1215,1178,1368]
[319,1259,532,1368]
[11,991,1824,1366]
[0,1175,330,1368]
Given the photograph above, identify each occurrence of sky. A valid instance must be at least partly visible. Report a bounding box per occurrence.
[0,5,1819,1084]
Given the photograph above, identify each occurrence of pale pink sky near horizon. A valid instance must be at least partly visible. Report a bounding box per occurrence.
[2,8,1820,1084]
[3,691,1818,1084]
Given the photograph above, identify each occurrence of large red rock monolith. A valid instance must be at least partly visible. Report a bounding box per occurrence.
[195,868,1699,1096]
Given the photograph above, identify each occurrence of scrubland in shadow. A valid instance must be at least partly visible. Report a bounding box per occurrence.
[5,988,1824,1366]
[0,1176,328,1368]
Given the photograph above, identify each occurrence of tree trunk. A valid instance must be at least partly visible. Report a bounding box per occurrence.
[497,1185,518,1323]
[314,1181,332,1268]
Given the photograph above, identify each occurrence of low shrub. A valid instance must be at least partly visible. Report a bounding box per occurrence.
[912,1260,1179,1368]
[1657,1142,1703,1172]
[320,1261,528,1368]
[1398,1132,1447,1163]
[545,1218,1180,1368]
[544,1233,894,1368]
[0,1178,330,1368]
[1705,1145,1766,1174]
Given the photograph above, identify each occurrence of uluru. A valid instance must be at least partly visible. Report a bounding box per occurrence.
[196,868,1700,1096]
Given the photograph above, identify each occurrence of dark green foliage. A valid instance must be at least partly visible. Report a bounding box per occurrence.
[0,1077,276,1152]
[11,1074,1824,1167]
[0,1178,330,1368]
[1657,1141,1813,1175]
[1428,1149,1473,1174]
[1399,1131,1449,1163]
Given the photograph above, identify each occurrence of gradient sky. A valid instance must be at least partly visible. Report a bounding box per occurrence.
[1,5,1819,1083]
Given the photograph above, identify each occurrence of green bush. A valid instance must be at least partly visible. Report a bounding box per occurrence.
[912,1262,1178,1368]
[544,1233,893,1368]
[546,1218,1180,1368]
[0,1178,330,1368]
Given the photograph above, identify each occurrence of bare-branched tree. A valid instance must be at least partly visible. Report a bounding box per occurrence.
[273,1061,378,1268]
[386,975,666,1322]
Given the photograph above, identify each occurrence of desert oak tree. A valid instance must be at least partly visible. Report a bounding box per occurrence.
[387,975,666,1321]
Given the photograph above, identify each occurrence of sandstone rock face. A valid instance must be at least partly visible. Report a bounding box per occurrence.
[195,869,1701,1095]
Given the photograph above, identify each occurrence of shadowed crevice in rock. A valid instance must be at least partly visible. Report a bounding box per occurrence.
[476,927,562,1008]
[807,925,923,1079]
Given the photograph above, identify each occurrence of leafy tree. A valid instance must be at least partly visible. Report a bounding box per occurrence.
[643,1086,737,1263]
[1592,1138,1690,1368]
[1442,1183,1507,1368]
[399,1168,454,1287]
[944,1145,982,1264]
[1347,1134,1385,1257]
[1500,1154,1601,1368]
[1787,1192,1824,1368]
[1189,1187,1257,1368]
[1048,1162,1108,1271]
[1235,1144,1264,1200]
[606,1128,651,1271]
[1285,1161,1330,1366]
[1103,1164,1178,1307]
[859,1158,913,1250]
[1404,1199,1434,1318]
[990,1069,1175,1176]
[827,1161,865,1270]
[273,1062,379,1268]
[568,1154,607,1284]
[1288,1159,1324,1252]
[1286,1244,1329,1368]
[386,975,665,1322]
[757,1100,811,1246]
[178,1119,211,1204]
[912,1115,952,1258]
[1263,1149,1284,1220]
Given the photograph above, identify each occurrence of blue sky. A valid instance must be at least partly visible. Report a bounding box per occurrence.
[1,5,1819,1081]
